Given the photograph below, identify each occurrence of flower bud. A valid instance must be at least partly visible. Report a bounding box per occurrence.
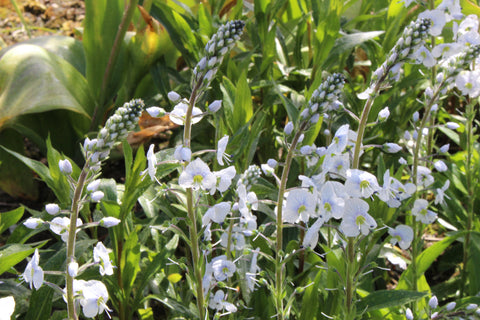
[208,100,222,113]
[24,218,44,229]
[87,180,101,192]
[428,296,438,309]
[446,302,456,311]
[384,143,402,153]
[146,106,166,118]
[378,107,390,121]
[68,261,79,277]
[446,122,460,130]
[100,217,121,228]
[284,122,294,135]
[91,191,105,202]
[59,159,73,175]
[167,91,181,102]
[267,159,278,169]
[45,203,60,215]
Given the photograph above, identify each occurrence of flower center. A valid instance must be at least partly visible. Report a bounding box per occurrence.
[360,180,370,190]
[356,214,366,226]
[324,202,332,212]
[193,174,204,184]
[298,205,306,214]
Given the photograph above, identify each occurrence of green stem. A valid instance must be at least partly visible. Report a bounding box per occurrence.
[275,121,308,320]
[460,101,476,297]
[66,161,90,320]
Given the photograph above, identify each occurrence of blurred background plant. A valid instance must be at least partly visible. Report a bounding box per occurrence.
[1,0,480,319]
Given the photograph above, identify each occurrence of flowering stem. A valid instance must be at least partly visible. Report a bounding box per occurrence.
[460,100,476,297]
[183,87,205,320]
[275,121,307,320]
[66,161,90,320]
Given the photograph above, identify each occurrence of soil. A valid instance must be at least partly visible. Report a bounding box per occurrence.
[0,0,85,48]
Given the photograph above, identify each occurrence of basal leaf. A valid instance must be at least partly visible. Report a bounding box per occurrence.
[0,44,92,129]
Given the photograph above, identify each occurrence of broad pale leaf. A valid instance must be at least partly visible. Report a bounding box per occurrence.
[0,44,93,129]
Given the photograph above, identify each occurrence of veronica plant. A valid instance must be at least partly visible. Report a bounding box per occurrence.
[21,99,144,319]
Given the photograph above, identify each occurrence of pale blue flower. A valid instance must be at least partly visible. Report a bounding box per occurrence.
[93,242,114,276]
[340,198,376,237]
[22,249,44,290]
[179,158,216,191]
[389,225,414,250]
[412,199,437,224]
[283,189,317,223]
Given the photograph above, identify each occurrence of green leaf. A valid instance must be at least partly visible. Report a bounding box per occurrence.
[25,286,54,320]
[0,242,46,275]
[83,0,133,107]
[0,44,93,129]
[0,207,24,234]
[467,231,480,295]
[357,290,428,313]
[1,146,68,204]
[397,232,465,290]
[0,35,86,74]
[121,231,141,293]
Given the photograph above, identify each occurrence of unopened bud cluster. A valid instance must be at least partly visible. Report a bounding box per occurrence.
[192,20,245,89]
[237,165,262,191]
[300,73,345,123]
[439,44,480,82]
[84,99,144,163]
[371,18,431,84]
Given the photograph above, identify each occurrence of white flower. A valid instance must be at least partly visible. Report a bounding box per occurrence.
[220,227,246,251]
[357,87,373,100]
[283,189,317,223]
[411,45,436,67]
[22,249,44,290]
[209,290,237,312]
[174,146,191,162]
[45,203,60,215]
[142,144,157,181]
[378,170,415,208]
[340,198,376,237]
[419,9,447,36]
[438,0,463,21]
[412,199,437,224]
[91,191,104,202]
[384,251,407,270]
[429,296,438,309]
[169,102,203,125]
[93,242,114,276]
[213,166,236,194]
[327,124,350,155]
[208,100,222,112]
[146,106,166,117]
[345,169,381,199]
[217,135,231,166]
[0,296,15,320]
[50,217,82,242]
[178,158,216,191]
[246,249,260,292]
[319,181,345,220]
[416,166,434,187]
[59,159,73,175]
[24,217,44,229]
[237,183,258,217]
[211,255,236,281]
[303,218,324,248]
[455,70,480,98]
[77,280,111,318]
[322,153,350,178]
[202,202,231,226]
[389,225,414,250]
[435,180,450,205]
[100,217,121,228]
